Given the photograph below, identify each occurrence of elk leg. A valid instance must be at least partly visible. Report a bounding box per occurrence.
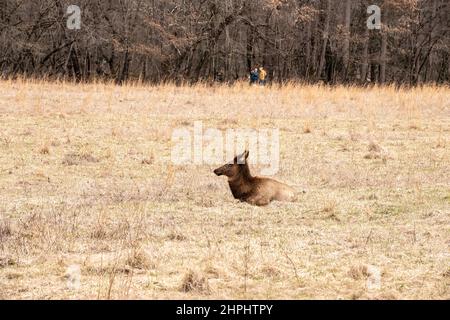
[247,196,270,206]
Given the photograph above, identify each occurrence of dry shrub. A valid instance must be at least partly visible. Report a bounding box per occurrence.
[62,152,99,166]
[180,270,210,294]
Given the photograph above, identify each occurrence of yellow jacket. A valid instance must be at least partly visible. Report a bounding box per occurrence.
[259,68,267,80]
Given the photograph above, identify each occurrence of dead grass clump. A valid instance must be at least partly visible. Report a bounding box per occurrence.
[364,152,381,160]
[83,254,132,275]
[408,123,421,130]
[0,220,12,239]
[6,272,22,280]
[303,123,312,134]
[1,136,12,148]
[62,152,99,166]
[359,194,378,201]
[326,212,341,221]
[0,257,16,268]
[260,265,282,278]
[39,146,50,155]
[219,118,238,126]
[321,201,337,214]
[367,194,378,200]
[141,156,154,165]
[368,141,381,153]
[319,201,341,221]
[204,265,221,278]
[125,249,153,270]
[167,231,187,241]
[179,120,192,126]
[364,142,388,160]
[349,265,370,280]
[90,225,108,240]
[180,270,210,294]
[84,264,131,275]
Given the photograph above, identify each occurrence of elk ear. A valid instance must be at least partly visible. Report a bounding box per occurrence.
[236,150,249,164]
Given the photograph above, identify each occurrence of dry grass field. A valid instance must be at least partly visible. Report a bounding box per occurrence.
[0,79,449,300]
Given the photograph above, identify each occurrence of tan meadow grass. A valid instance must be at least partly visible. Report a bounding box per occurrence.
[0,79,449,299]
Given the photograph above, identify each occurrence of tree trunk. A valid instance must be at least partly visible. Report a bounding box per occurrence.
[317,0,331,80]
[305,21,311,78]
[117,48,130,85]
[380,29,388,84]
[361,28,370,83]
[342,0,351,80]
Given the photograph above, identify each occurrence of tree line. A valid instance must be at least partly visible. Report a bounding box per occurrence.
[0,0,449,85]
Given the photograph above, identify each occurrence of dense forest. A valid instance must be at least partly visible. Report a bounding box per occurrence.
[0,0,449,84]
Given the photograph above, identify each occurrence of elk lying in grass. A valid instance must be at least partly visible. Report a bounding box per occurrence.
[213,150,297,206]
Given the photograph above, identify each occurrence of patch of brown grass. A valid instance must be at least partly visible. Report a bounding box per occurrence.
[349,265,370,280]
[0,257,16,268]
[62,152,99,166]
[125,249,153,270]
[303,122,312,134]
[368,141,381,153]
[0,220,12,240]
[39,146,50,155]
[180,270,210,294]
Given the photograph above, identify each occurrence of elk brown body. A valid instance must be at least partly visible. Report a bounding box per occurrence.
[213,150,296,206]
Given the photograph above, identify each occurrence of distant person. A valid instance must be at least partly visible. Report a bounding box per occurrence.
[250,68,259,85]
[216,70,224,83]
[259,67,267,86]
